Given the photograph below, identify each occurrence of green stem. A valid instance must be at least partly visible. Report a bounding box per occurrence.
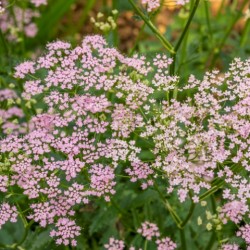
[171,0,200,100]
[153,183,182,227]
[216,0,225,18]
[209,0,249,68]
[0,29,9,57]
[204,0,213,45]
[240,15,250,47]
[170,0,201,76]
[128,0,175,54]
[129,23,146,56]
[112,0,119,47]
[205,232,216,250]
[199,181,224,201]
[13,220,34,248]
[180,201,196,228]
[180,229,187,250]
[144,240,148,250]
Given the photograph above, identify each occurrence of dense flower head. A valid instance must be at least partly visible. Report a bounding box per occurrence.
[0,35,250,246]
[104,237,125,250]
[141,0,190,12]
[156,237,177,250]
[137,221,160,240]
[0,89,27,135]
[30,0,47,7]
[219,200,248,224]
[221,244,240,250]
[50,218,81,246]
[0,203,18,229]
[0,0,47,41]
[89,164,116,201]
[141,0,161,12]
[125,161,154,189]
[236,224,250,245]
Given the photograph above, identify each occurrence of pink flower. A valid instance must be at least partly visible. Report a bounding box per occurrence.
[0,203,18,229]
[156,237,177,250]
[50,218,81,246]
[237,224,250,245]
[104,237,125,250]
[137,221,160,240]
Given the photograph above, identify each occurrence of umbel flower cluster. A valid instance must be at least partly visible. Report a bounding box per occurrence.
[104,221,176,250]
[141,0,190,12]
[0,35,250,247]
[0,0,47,41]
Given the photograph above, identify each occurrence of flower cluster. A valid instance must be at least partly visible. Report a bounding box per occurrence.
[141,0,161,12]
[236,224,250,246]
[50,218,81,246]
[0,89,27,135]
[0,34,250,247]
[0,0,47,41]
[0,203,18,229]
[219,200,248,224]
[137,221,160,240]
[125,161,153,189]
[137,221,176,249]
[1,35,177,246]
[156,237,177,250]
[104,221,176,250]
[221,244,240,250]
[104,238,125,250]
[141,0,190,12]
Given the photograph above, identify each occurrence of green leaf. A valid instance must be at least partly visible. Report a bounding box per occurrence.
[23,227,52,250]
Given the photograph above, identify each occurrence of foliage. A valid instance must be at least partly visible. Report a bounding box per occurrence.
[0,0,250,249]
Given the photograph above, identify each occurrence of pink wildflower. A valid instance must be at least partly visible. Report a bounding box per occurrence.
[104,237,125,250]
[137,221,160,240]
[0,203,18,229]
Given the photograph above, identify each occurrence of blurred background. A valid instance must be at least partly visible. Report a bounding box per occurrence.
[1,0,250,78]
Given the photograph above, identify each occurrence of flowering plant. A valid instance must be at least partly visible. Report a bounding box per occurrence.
[0,0,250,249]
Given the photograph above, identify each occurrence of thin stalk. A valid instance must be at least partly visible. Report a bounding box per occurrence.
[199,181,225,201]
[180,229,187,250]
[204,0,213,45]
[175,0,200,53]
[209,0,249,68]
[128,0,175,54]
[180,201,196,228]
[129,23,146,56]
[240,16,250,47]
[205,232,216,250]
[216,0,226,18]
[13,220,34,248]
[165,200,182,227]
[170,0,201,76]
[0,29,9,57]
[177,25,189,74]
[144,240,148,250]
[171,0,200,100]
[153,182,182,227]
